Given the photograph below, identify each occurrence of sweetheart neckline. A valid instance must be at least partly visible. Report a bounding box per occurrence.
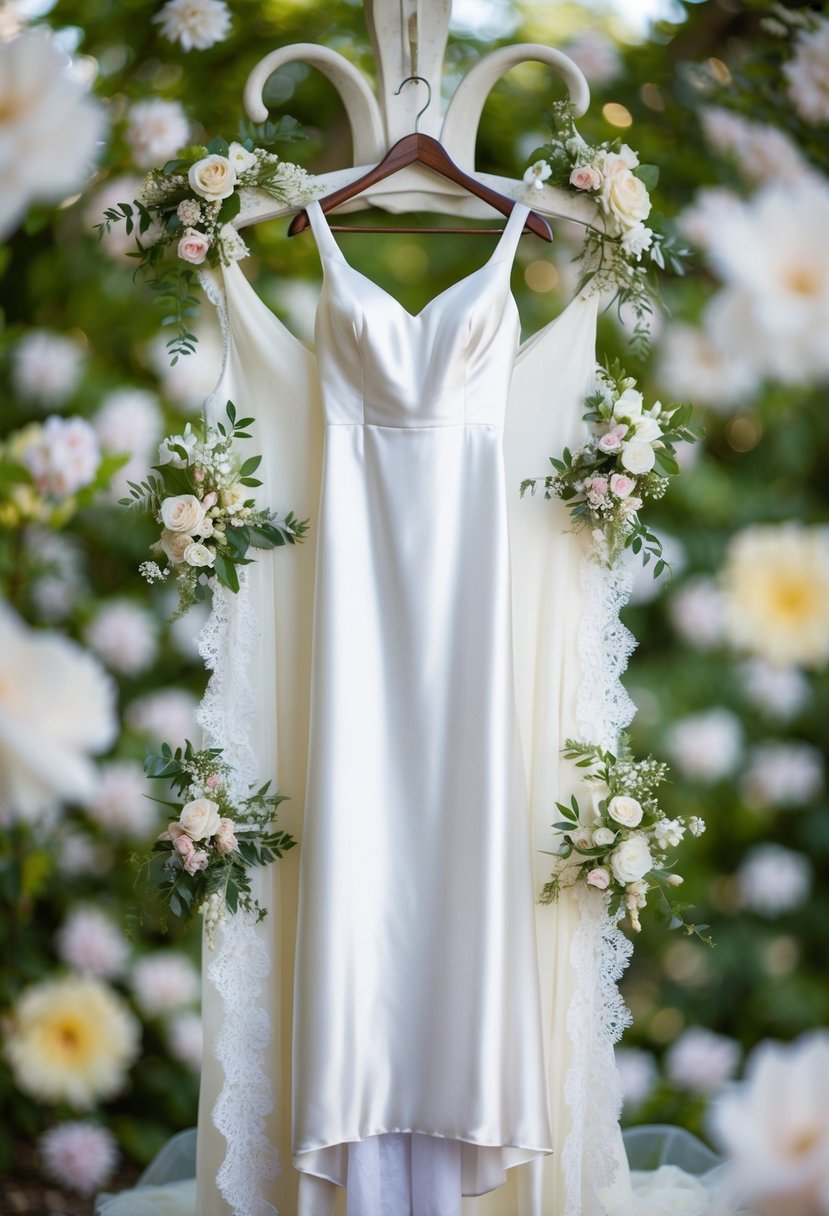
[324,255,517,322]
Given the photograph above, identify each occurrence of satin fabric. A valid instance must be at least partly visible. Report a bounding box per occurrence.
[195,219,634,1215]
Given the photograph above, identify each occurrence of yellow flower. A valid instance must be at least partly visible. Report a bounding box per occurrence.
[5,975,140,1108]
[721,523,829,669]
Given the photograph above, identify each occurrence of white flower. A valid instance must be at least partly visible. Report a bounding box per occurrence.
[607,795,643,828]
[632,415,661,442]
[159,528,193,564]
[167,1011,203,1072]
[84,599,158,675]
[523,159,552,190]
[158,424,197,468]
[219,226,250,263]
[610,833,653,884]
[667,577,728,650]
[228,141,257,173]
[688,817,706,838]
[84,175,144,263]
[55,830,107,877]
[705,180,829,385]
[700,107,809,186]
[677,186,745,253]
[738,659,810,721]
[126,98,189,169]
[56,908,128,979]
[615,1047,658,1109]
[620,441,656,475]
[0,32,105,239]
[784,18,829,125]
[741,741,824,809]
[620,222,653,260]
[94,388,162,499]
[21,416,100,498]
[177,198,202,225]
[177,225,211,264]
[153,0,232,50]
[613,388,644,421]
[710,1032,829,1210]
[592,826,616,847]
[655,320,757,412]
[150,320,223,412]
[179,796,220,840]
[85,760,158,838]
[0,607,116,824]
[125,689,198,747]
[599,154,651,230]
[722,524,829,670]
[160,493,206,534]
[187,153,236,201]
[183,540,215,567]
[737,844,811,917]
[131,951,200,1016]
[40,1121,119,1197]
[666,1027,741,1094]
[12,330,85,408]
[665,708,743,783]
[653,818,686,849]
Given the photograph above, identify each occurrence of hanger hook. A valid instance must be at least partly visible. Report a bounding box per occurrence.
[395,74,432,134]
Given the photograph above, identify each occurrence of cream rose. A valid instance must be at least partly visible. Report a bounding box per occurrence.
[220,483,247,512]
[601,156,652,229]
[188,154,236,201]
[609,473,636,498]
[184,848,209,875]
[586,866,611,890]
[158,528,192,564]
[621,442,656,475]
[179,798,221,841]
[608,795,644,827]
[177,227,210,265]
[570,165,602,191]
[160,494,205,534]
[572,827,593,851]
[183,541,215,568]
[613,388,644,421]
[592,826,616,848]
[215,817,238,855]
[228,141,257,173]
[611,834,653,885]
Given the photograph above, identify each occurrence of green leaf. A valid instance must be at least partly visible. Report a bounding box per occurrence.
[238,455,262,477]
[633,164,659,191]
[213,552,240,593]
[218,191,241,224]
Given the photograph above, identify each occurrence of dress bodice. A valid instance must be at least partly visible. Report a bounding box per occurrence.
[306,200,529,429]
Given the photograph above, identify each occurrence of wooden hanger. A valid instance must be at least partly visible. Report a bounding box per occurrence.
[288,76,553,242]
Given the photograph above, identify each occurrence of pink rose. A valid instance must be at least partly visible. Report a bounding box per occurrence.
[170,827,195,863]
[587,476,609,497]
[570,165,603,191]
[184,848,209,875]
[586,866,611,890]
[201,491,218,510]
[609,473,636,498]
[215,818,238,855]
[205,773,221,790]
[177,227,210,265]
[598,431,623,454]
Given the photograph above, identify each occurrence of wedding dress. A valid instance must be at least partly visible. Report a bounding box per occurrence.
[97,202,732,1216]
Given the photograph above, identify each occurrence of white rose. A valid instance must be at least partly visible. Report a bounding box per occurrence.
[601,156,652,229]
[607,795,644,827]
[621,442,656,475]
[571,827,593,851]
[618,143,640,169]
[620,221,653,260]
[592,826,616,847]
[188,154,236,201]
[183,541,215,568]
[611,834,653,884]
[158,529,192,564]
[158,427,196,468]
[228,142,257,174]
[177,226,210,265]
[220,483,247,512]
[613,388,644,420]
[179,797,220,841]
[160,494,205,534]
[633,416,662,442]
[587,866,611,890]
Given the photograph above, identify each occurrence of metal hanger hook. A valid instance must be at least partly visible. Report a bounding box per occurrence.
[395,74,432,133]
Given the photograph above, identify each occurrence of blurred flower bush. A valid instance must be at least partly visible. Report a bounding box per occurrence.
[0,0,827,1209]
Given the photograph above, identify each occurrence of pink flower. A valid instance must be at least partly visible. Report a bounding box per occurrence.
[205,773,221,789]
[610,472,636,497]
[184,848,209,874]
[215,817,238,855]
[586,866,611,890]
[597,424,628,454]
[40,1121,118,1196]
[570,165,603,191]
[587,475,608,497]
[201,491,218,509]
[164,823,196,863]
[177,226,210,265]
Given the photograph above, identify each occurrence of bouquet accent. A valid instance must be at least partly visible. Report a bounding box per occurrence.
[122,401,308,618]
[96,127,318,360]
[524,101,688,355]
[144,741,296,947]
[521,362,698,570]
[541,737,710,941]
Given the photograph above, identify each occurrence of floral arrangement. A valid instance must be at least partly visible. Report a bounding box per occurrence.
[96,127,318,360]
[144,741,296,946]
[122,400,308,617]
[521,362,697,570]
[541,737,709,940]
[524,101,688,355]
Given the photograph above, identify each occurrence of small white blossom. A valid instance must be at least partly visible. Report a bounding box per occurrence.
[85,175,144,263]
[153,0,232,50]
[564,31,621,85]
[12,330,86,408]
[126,98,190,169]
[620,222,653,260]
[167,1011,203,1072]
[84,760,158,838]
[688,817,706,838]
[741,741,824,809]
[523,159,552,190]
[738,659,810,721]
[131,951,200,1016]
[84,600,159,676]
[40,1122,118,1197]
[615,1046,658,1109]
[784,17,829,125]
[22,416,100,498]
[56,907,128,979]
[94,387,162,499]
[667,576,728,649]
[126,688,198,747]
[666,1027,741,1094]
[665,708,743,783]
[737,844,811,916]
[177,198,202,225]
[653,818,686,849]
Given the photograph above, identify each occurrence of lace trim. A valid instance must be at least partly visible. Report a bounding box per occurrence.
[563,552,638,1215]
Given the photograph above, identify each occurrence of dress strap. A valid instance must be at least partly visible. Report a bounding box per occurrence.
[305,200,345,263]
[496,201,532,261]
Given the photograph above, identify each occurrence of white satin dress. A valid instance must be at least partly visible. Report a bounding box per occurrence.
[292,200,553,1202]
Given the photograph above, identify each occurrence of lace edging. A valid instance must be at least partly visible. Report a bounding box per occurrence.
[563,551,638,1215]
